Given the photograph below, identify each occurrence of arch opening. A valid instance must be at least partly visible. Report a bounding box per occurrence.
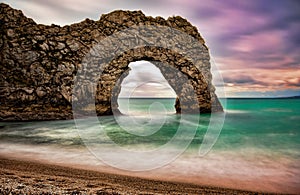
[117,61,177,115]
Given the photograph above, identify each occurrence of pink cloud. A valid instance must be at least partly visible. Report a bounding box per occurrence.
[230,30,284,53]
[220,68,300,95]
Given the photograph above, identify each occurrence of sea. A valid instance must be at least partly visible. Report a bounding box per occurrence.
[0,98,299,193]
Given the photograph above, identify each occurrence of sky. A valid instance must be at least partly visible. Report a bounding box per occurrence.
[2,0,300,98]
[119,61,177,98]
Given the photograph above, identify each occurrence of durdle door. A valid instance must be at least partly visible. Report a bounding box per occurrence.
[0,3,223,121]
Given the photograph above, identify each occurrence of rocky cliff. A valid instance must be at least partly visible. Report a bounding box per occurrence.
[0,3,222,121]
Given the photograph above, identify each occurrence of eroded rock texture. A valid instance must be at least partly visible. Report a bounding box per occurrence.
[0,3,222,121]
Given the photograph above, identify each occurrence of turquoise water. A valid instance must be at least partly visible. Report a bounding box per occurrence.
[117,98,300,158]
[220,98,300,155]
[0,98,299,192]
[0,98,299,157]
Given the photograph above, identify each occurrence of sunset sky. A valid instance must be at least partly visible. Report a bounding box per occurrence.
[3,0,300,98]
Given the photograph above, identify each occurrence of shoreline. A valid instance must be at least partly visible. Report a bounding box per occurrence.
[0,155,283,195]
[0,142,299,194]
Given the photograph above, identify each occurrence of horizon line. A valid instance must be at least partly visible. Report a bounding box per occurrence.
[118,95,300,99]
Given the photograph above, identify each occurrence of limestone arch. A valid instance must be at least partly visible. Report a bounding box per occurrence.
[93,46,213,115]
[0,4,223,121]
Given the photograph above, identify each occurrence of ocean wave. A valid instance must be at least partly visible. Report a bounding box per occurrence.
[263,108,293,112]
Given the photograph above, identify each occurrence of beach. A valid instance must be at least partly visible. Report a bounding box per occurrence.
[0,98,300,194]
[0,156,279,195]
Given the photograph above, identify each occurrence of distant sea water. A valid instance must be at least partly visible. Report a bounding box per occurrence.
[0,98,299,193]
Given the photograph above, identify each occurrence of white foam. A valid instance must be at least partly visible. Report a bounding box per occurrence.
[225,109,250,114]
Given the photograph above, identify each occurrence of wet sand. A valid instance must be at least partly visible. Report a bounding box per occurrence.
[0,156,283,195]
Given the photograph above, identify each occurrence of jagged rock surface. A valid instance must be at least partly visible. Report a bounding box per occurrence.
[0,3,222,121]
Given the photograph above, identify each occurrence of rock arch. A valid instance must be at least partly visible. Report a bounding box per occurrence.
[97,46,214,115]
[0,3,222,121]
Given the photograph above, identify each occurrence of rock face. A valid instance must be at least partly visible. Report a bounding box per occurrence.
[0,3,223,121]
